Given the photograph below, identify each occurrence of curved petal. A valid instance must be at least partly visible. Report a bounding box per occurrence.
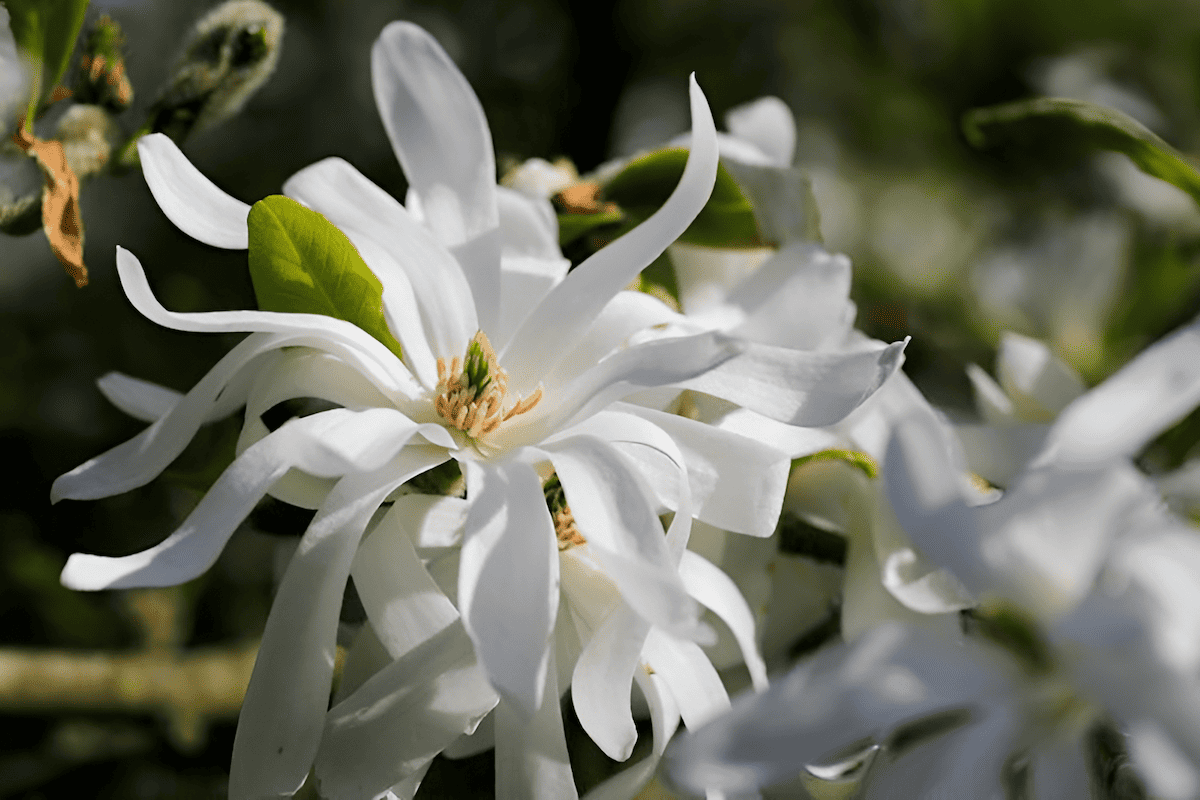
[634,667,681,756]
[1038,315,1200,467]
[498,185,562,261]
[995,331,1085,419]
[137,133,250,249]
[228,449,445,800]
[679,550,767,691]
[314,621,498,800]
[641,628,730,730]
[283,157,476,366]
[53,335,283,502]
[61,408,430,590]
[458,460,559,717]
[495,651,579,800]
[680,339,907,427]
[953,421,1048,488]
[617,404,789,538]
[95,372,184,422]
[544,435,708,641]
[372,21,500,332]
[572,601,652,761]
[724,97,796,168]
[352,499,460,660]
[494,255,569,352]
[502,76,719,392]
[115,246,422,398]
[966,363,1016,424]
[502,331,742,449]
[389,493,469,551]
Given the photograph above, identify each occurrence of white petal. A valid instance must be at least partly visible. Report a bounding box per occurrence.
[641,628,730,730]
[729,244,853,350]
[458,460,559,717]
[544,436,707,641]
[502,76,719,392]
[494,254,569,352]
[668,243,771,316]
[114,247,421,398]
[679,550,767,691]
[953,421,1048,488]
[882,412,992,596]
[681,339,907,426]
[506,331,742,446]
[965,363,1016,424]
[54,335,283,502]
[388,493,468,551]
[634,667,681,755]
[572,601,651,761]
[580,756,660,800]
[1127,718,1200,800]
[228,452,444,800]
[541,290,686,391]
[61,409,432,590]
[95,372,185,422]
[996,331,1085,419]
[352,502,461,660]
[617,404,788,538]
[372,21,501,332]
[137,133,250,249]
[1039,315,1200,466]
[283,157,476,366]
[724,97,795,168]
[498,185,562,261]
[706,405,841,459]
[495,651,579,800]
[314,621,498,800]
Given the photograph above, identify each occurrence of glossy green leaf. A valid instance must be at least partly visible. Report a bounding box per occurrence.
[603,148,763,248]
[963,97,1200,207]
[3,0,89,114]
[556,205,624,246]
[247,195,404,361]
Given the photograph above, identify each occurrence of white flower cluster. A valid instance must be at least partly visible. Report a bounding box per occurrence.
[53,19,1200,800]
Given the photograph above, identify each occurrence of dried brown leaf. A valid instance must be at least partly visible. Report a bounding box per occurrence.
[13,126,88,287]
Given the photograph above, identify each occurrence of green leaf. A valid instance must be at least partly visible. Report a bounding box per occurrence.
[556,205,624,247]
[603,148,764,248]
[963,97,1200,207]
[3,0,90,114]
[247,195,404,361]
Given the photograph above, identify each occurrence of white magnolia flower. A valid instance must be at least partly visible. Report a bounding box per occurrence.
[51,21,904,800]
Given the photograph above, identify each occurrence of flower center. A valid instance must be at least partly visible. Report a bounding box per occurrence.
[435,331,541,440]
[544,473,586,551]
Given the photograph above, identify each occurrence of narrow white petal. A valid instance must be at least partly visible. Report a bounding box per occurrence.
[708,405,841,459]
[228,451,444,800]
[618,404,788,538]
[137,133,250,249]
[996,331,1085,418]
[388,493,469,551]
[641,628,730,730]
[572,601,652,761]
[965,362,1016,424]
[724,97,796,167]
[495,651,579,800]
[1039,315,1200,466]
[352,502,461,660]
[502,76,719,392]
[633,667,681,755]
[283,157,476,365]
[53,335,284,502]
[679,551,767,691]
[372,22,500,331]
[95,372,184,422]
[458,460,559,717]
[669,243,771,316]
[545,436,708,641]
[61,409,431,590]
[681,339,907,426]
[507,331,741,446]
[314,621,498,800]
[115,247,421,398]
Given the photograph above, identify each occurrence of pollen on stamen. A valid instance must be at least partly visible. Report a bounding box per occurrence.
[435,331,542,441]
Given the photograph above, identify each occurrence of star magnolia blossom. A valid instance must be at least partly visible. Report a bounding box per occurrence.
[667,314,1200,798]
[50,21,904,800]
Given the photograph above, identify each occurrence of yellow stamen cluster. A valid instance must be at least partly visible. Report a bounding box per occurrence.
[435,331,541,440]
[544,473,586,551]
